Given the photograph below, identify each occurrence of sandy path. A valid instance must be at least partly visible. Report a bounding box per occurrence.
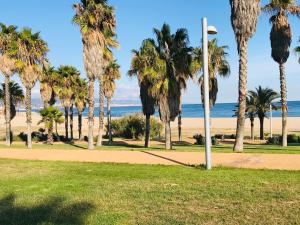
[0,149,299,171]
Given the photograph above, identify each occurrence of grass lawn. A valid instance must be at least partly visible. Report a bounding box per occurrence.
[0,159,299,225]
[1,141,300,154]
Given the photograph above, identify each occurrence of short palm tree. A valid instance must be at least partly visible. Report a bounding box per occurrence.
[193,39,230,108]
[55,65,80,141]
[263,0,300,146]
[0,81,24,121]
[16,27,48,148]
[229,0,261,152]
[73,0,117,150]
[102,60,120,144]
[73,76,88,141]
[128,39,159,148]
[38,106,64,145]
[0,23,18,146]
[248,86,279,140]
[152,24,192,150]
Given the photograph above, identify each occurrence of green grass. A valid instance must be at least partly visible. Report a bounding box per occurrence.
[0,159,299,225]
[1,141,300,154]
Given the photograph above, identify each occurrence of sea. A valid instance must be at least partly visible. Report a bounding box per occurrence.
[82,101,300,118]
[30,101,300,118]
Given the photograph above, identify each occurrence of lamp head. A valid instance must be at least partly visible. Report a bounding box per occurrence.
[207,26,217,35]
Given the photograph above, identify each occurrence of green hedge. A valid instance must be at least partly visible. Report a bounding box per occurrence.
[110,114,163,139]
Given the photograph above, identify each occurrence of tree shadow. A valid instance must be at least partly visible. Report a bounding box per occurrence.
[0,194,95,225]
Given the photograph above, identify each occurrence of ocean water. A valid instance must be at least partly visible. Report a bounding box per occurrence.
[80,101,300,118]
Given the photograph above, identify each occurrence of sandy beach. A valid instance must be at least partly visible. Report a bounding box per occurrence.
[1,112,299,142]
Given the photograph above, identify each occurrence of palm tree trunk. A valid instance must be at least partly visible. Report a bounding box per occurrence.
[107,97,112,145]
[88,79,95,150]
[55,122,59,141]
[145,114,150,148]
[234,40,248,152]
[78,112,83,141]
[165,121,172,150]
[178,100,182,142]
[25,87,32,149]
[97,79,104,147]
[259,116,264,140]
[70,104,74,141]
[64,107,69,141]
[279,63,288,147]
[250,118,254,140]
[47,124,54,145]
[4,75,11,146]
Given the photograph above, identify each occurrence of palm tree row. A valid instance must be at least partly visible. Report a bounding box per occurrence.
[230,0,300,151]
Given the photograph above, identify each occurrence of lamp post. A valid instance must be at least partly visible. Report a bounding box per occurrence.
[270,104,273,138]
[202,17,217,170]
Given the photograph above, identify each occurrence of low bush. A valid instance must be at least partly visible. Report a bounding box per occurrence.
[110,114,163,139]
[267,134,300,145]
[193,134,219,145]
[215,134,236,139]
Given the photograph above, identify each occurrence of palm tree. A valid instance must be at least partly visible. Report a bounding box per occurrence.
[73,77,88,141]
[152,24,192,149]
[0,23,18,146]
[295,38,300,62]
[102,60,120,144]
[38,106,64,145]
[193,39,230,108]
[55,65,80,141]
[128,39,159,148]
[229,0,261,152]
[73,0,117,150]
[0,81,24,122]
[263,0,300,146]
[40,66,57,108]
[17,27,48,148]
[248,86,279,140]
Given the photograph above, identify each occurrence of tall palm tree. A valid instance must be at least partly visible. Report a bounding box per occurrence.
[295,38,300,61]
[263,0,300,146]
[0,81,24,122]
[128,39,159,148]
[0,23,18,146]
[193,39,230,108]
[102,60,120,144]
[17,27,48,148]
[73,0,117,150]
[229,0,260,152]
[55,65,80,141]
[152,24,192,150]
[248,86,279,140]
[40,66,57,108]
[73,77,88,141]
[38,106,64,145]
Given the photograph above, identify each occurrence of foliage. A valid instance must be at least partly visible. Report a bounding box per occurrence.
[192,39,231,108]
[193,134,219,145]
[267,134,300,144]
[110,114,163,139]
[0,81,24,120]
[38,106,64,130]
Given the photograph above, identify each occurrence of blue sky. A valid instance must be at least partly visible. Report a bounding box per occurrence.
[0,0,300,103]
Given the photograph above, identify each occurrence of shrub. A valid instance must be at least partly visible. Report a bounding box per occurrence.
[110,114,163,139]
[193,134,218,145]
[268,134,300,145]
[215,134,236,139]
[287,134,299,143]
[267,135,282,145]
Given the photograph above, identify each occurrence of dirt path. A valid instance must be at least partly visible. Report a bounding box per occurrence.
[0,149,299,170]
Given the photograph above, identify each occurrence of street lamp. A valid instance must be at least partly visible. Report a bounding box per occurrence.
[202,17,217,170]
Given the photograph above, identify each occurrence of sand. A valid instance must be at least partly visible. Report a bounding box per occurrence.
[1,112,299,142]
[0,149,299,170]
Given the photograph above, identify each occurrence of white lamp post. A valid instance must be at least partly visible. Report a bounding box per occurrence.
[270,104,273,138]
[202,17,217,170]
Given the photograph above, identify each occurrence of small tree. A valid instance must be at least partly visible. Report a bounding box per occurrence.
[38,106,64,145]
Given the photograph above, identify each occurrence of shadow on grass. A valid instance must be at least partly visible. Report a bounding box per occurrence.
[0,194,95,225]
[140,151,196,167]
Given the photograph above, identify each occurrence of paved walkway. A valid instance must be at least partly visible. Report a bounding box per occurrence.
[0,149,299,170]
